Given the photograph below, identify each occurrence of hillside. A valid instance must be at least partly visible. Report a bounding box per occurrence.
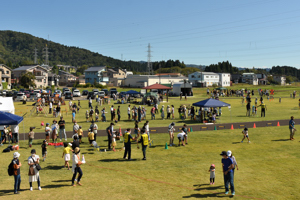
[0,30,147,71]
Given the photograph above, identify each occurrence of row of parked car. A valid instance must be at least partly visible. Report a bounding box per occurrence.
[85,88,118,99]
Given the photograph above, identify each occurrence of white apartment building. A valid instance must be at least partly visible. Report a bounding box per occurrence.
[218,73,231,87]
[188,72,219,87]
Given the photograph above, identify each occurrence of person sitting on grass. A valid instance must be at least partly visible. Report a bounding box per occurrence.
[177,129,186,146]
[241,127,250,143]
[62,143,73,170]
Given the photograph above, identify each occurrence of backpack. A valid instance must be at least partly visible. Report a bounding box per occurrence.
[8,160,14,176]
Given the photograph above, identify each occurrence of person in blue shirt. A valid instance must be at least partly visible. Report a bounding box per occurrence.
[289,116,296,140]
[220,151,235,196]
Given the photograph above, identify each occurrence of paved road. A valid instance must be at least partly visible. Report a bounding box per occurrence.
[18,118,299,140]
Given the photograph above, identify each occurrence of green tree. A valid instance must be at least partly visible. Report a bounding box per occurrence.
[20,72,36,88]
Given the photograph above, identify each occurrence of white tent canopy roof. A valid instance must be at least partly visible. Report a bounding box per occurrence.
[0,97,15,114]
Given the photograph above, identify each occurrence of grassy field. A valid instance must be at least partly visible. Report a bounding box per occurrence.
[13,84,300,133]
[1,126,300,199]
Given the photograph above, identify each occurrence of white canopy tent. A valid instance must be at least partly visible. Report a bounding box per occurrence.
[0,97,15,130]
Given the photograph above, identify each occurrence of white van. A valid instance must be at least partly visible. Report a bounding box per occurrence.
[16,93,25,101]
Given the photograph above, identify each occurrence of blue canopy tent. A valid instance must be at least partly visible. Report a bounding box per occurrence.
[192,98,230,108]
[0,111,23,125]
[125,90,140,95]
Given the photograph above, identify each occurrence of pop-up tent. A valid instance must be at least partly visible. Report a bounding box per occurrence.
[193,98,230,107]
[0,97,15,114]
[125,90,140,95]
[0,111,23,125]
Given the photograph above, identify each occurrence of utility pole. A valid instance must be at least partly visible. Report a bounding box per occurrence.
[43,44,49,65]
[34,47,38,64]
[147,43,152,75]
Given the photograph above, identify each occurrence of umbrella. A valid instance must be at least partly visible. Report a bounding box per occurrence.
[192,98,230,108]
[0,111,23,125]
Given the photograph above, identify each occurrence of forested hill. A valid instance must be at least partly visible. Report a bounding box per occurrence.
[0,30,148,71]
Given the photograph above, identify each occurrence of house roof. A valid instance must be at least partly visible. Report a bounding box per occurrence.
[107,68,116,73]
[0,64,12,71]
[142,83,172,90]
[85,66,106,72]
[13,65,48,72]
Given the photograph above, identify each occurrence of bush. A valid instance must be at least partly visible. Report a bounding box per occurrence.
[84,83,91,88]
[2,82,8,89]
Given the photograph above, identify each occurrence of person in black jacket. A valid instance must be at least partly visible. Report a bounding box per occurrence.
[106,123,114,150]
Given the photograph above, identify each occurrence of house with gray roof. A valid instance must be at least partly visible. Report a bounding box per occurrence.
[13,65,49,88]
[84,66,109,84]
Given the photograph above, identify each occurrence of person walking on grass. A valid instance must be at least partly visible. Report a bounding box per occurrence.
[258,101,267,117]
[117,105,121,122]
[12,152,22,194]
[241,127,250,143]
[72,147,83,186]
[168,122,175,146]
[28,127,34,148]
[127,105,131,120]
[182,124,188,145]
[28,149,42,191]
[227,151,238,176]
[208,164,215,185]
[106,123,114,151]
[289,116,296,140]
[123,128,135,160]
[151,106,156,120]
[41,140,47,161]
[58,116,67,141]
[171,105,175,119]
[62,143,73,170]
[138,129,148,160]
[220,151,235,196]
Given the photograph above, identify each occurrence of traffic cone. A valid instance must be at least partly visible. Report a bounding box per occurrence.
[119,127,122,136]
[214,126,217,130]
[277,121,280,126]
[190,127,193,132]
[188,128,190,132]
[231,124,234,130]
[253,123,256,128]
[165,142,168,149]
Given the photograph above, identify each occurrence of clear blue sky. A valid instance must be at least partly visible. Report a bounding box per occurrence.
[2,0,300,68]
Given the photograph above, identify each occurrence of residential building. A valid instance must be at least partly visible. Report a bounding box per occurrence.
[188,72,219,87]
[0,64,12,89]
[13,65,49,88]
[273,75,286,85]
[242,73,258,85]
[218,73,231,87]
[155,73,184,77]
[256,74,267,85]
[57,65,77,73]
[78,75,85,85]
[85,66,109,84]
[58,70,77,86]
[48,72,60,86]
[231,74,242,83]
[124,75,187,88]
[107,68,126,86]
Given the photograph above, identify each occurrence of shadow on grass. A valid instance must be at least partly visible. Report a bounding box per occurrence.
[182,192,226,198]
[52,180,71,183]
[43,184,69,188]
[194,185,223,191]
[43,165,63,170]
[99,158,137,162]
[271,139,290,141]
[232,142,241,144]
[0,190,14,196]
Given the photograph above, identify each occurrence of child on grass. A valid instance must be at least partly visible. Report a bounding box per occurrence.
[177,129,186,146]
[28,127,34,148]
[41,140,47,161]
[112,132,117,152]
[88,129,94,145]
[209,164,215,185]
[78,126,83,144]
[62,143,73,170]
[241,127,250,143]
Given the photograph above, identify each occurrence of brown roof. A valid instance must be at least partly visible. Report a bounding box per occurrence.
[142,83,172,90]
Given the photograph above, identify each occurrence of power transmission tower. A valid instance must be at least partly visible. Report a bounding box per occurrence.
[147,43,153,75]
[34,47,38,64]
[43,44,49,65]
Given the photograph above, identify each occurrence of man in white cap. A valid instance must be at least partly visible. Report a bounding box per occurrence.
[12,152,22,194]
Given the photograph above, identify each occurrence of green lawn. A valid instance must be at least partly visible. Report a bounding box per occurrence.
[1,126,300,199]
[14,84,300,133]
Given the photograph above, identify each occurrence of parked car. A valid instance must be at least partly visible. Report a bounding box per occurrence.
[16,93,26,101]
[82,90,89,96]
[65,92,73,99]
[62,87,69,93]
[87,92,96,99]
[19,88,25,93]
[72,87,77,93]
[92,89,99,95]
[101,89,109,96]
[73,90,81,97]
[6,91,13,97]
[63,89,71,95]
[97,91,105,98]
[109,88,118,97]
[24,91,30,98]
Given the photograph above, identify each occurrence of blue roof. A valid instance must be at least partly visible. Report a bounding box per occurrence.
[125,90,140,95]
[0,111,23,125]
[192,98,230,108]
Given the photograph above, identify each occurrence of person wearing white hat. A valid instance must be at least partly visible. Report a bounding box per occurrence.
[12,152,22,194]
[227,151,238,176]
[72,147,83,186]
